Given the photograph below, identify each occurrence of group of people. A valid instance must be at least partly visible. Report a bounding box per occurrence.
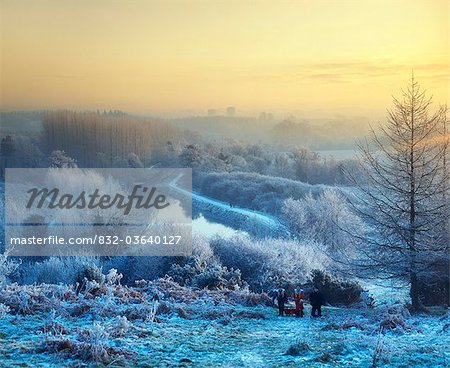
[271,286,325,318]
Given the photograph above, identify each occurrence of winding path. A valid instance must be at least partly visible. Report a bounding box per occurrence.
[169,173,290,237]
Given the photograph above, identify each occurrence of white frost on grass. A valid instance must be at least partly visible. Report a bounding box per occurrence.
[0,277,448,367]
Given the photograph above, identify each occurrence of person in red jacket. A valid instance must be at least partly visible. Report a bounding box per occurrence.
[293,289,305,317]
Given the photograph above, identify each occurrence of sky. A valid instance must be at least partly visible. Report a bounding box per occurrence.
[1,0,448,117]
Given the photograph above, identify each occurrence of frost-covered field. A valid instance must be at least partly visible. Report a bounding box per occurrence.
[0,278,448,368]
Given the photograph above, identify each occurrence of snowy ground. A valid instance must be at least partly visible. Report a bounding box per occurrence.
[0,279,448,368]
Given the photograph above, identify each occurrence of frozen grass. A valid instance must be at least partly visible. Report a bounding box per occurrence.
[0,277,448,367]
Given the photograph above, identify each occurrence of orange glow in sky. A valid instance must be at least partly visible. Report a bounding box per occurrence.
[1,0,448,116]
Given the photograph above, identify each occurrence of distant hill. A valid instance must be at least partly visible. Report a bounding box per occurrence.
[170,115,367,150]
[171,116,277,142]
[270,118,368,150]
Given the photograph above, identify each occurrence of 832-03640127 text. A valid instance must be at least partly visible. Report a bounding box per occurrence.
[9,235,183,246]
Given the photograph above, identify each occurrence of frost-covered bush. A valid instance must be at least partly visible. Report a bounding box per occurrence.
[0,283,64,315]
[376,304,416,334]
[211,235,328,291]
[191,234,215,263]
[0,303,10,317]
[192,261,243,290]
[49,150,77,168]
[109,316,130,337]
[379,313,414,333]
[105,268,123,286]
[168,262,199,286]
[372,303,415,335]
[282,189,364,256]
[309,269,363,306]
[169,258,244,291]
[76,262,105,285]
[228,291,272,307]
[20,257,90,285]
[105,256,171,284]
[0,253,18,287]
[167,235,218,287]
[109,245,212,285]
[44,322,133,364]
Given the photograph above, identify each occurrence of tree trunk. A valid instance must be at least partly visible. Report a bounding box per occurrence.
[410,269,420,311]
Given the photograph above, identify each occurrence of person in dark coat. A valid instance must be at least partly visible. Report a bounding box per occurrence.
[309,286,324,317]
[275,288,288,316]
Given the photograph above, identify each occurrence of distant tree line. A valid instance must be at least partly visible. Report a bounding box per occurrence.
[1,110,359,188]
[41,110,180,167]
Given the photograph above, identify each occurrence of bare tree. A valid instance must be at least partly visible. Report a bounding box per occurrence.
[348,76,449,311]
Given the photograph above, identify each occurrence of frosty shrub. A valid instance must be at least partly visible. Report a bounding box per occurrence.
[168,262,199,286]
[376,304,416,335]
[44,322,133,364]
[76,262,105,286]
[105,256,174,284]
[192,261,244,290]
[21,257,91,285]
[167,235,218,287]
[0,303,10,317]
[169,258,244,291]
[105,268,123,286]
[309,269,363,306]
[191,234,215,263]
[49,150,77,168]
[109,316,130,337]
[0,283,64,315]
[282,189,364,256]
[211,235,328,291]
[0,252,18,287]
[230,291,273,307]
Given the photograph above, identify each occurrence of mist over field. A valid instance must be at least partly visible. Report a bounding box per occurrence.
[1,109,372,149]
